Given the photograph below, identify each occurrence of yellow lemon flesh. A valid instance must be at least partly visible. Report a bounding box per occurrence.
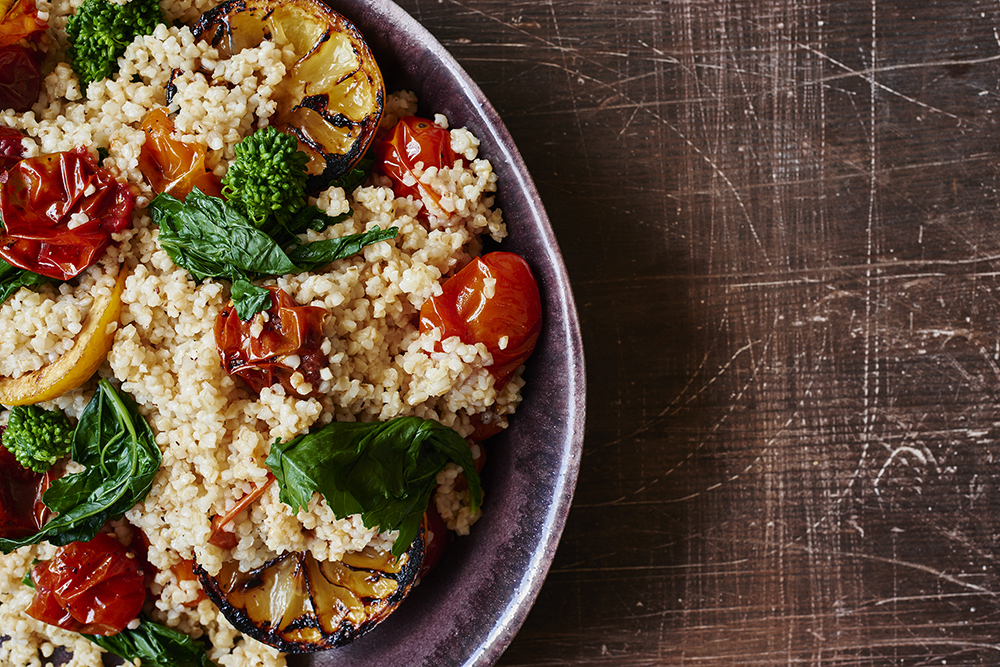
[0,268,126,405]
[192,0,384,190]
[195,535,423,652]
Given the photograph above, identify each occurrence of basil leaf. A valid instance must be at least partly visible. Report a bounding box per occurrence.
[230,277,271,321]
[152,190,299,280]
[265,416,482,557]
[0,380,161,553]
[85,615,216,667]
[151,189,397,319]
[287,226,399,272]
[265,205,348,246]
[0,258,52,305]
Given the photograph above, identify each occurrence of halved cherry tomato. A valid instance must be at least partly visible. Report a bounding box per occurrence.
[419,252,542,389]
[0,126,24,172]
[0,0,47,49]
[138,107,222,200]
[0,45,39,112]
[0,435,57,539]
[376,116,462,218]
[26,533,146,636]
[215,286,327,397]
[0,146,134,280]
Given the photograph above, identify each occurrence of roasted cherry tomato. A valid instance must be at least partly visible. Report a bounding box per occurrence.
[419,252,542,389]
[376,116,462,218]
[0,435,57,539]
[215,286,327,397]
[418,503,450,581]
[0,45,40,112]
[469,409,505,441]
[138,107,222,200]
[0,126,24,172]
[0,0,47,49]
[26,533,146,636]
[0,146,134,280]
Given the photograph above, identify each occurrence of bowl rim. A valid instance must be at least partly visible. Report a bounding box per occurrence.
[314,0,587,665]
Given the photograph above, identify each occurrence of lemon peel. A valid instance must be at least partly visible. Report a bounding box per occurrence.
[0,268,126,405]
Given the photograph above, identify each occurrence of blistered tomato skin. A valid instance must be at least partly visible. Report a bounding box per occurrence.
[419,252,542,390]
[377,116,462,217]
[138,107,223,199]
[0,0,48,49]
[0,126,25,172]
[26,533,146,636]
[418,504,450,581]
[216,286,328,397]
[0,46,41,113]
[0,146,134,280]
[0,437,56,539]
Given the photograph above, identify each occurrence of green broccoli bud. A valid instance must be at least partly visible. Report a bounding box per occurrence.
[65,0,164,89]
[3,405,74,473]
[222,126,310,234]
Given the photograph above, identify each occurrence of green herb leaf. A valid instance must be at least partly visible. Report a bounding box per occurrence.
[85,615,216,667]
[152,189,299,281]
[151,189,397,319]
[0,380,161,554]
[327,151,375,193]
[21,559,38,588]
[265,416,482,557]
[230,278,271,321]
[287,226,399,273]
[285,205,352,237]
[0,258,53,305]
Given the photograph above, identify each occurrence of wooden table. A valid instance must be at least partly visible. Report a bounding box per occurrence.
[393,0,1000,664]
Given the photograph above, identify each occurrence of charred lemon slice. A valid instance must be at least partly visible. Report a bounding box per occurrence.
[0,268,126,405]
[192,0,384,190]
[195,534,423,652]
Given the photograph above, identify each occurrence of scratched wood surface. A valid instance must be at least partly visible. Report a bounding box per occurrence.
[392,0,1000,664]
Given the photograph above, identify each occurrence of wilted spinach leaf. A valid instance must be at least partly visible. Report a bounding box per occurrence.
[0,380,161,553]
[0,258,52,305]
[265,416,482,557]
[86,615,216,667]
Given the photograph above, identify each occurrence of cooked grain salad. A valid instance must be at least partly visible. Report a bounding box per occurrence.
[0,0,543,664]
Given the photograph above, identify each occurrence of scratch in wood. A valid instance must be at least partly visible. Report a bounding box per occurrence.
[872,445,936,496]
[785,543,998,596]
[774,31,982,121]
[594,319,755,450]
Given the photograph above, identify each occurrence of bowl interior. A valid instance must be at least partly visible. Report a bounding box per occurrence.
[294,1,586,666]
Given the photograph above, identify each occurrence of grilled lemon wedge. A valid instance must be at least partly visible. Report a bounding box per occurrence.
[192,0,384,190]
[196,534,423,652]
[0,268,125,405]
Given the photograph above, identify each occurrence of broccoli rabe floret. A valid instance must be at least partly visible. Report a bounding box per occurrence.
[3,405,74,473]
[65,0,164,89]
[222,126,311,234]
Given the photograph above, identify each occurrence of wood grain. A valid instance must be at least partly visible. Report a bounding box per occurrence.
[395,0,1000,664]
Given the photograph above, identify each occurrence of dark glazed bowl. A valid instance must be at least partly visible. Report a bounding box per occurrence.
[293,1,586,666]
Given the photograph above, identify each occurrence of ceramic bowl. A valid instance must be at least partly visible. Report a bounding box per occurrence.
[294,1,586,666]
